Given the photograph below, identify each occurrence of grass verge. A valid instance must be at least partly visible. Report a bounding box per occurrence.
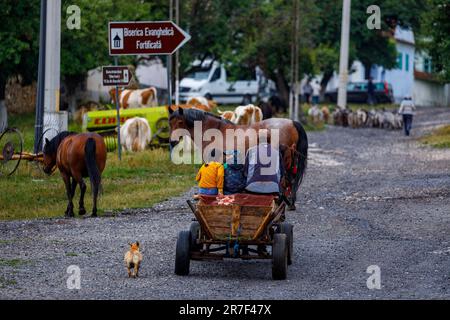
[0,147,197,220]
[419,125,450,149]
[1,113,197,220]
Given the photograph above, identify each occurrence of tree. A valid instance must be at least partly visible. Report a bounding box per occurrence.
[0,1,40,110]
[311,45,339,94]
[420,0,450,82]
[60,0,168,110]
[178,0,250,73]
[0,0,169,113]
[313,0,427,87]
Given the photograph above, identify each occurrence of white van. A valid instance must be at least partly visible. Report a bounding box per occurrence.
[179,60,274,105]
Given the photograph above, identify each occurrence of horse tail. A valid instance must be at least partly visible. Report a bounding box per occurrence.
[131,119,141,152]
[151,87,158,106]
[293,120,308,187]
[84,138,101,194]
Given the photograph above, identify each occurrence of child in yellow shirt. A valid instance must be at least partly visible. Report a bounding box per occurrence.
[196,161,224,195]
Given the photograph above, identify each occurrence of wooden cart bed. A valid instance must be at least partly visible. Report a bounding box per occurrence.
[195,194,278,241]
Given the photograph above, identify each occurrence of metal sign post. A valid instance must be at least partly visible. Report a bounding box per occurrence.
[115,58,122,160]
[101,64,131,161]
[166,56,173,111]
[167,55,173,157]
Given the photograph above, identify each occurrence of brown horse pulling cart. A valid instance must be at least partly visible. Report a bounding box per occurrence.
[175,194,293,280]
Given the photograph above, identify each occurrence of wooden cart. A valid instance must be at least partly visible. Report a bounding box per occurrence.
[175,194,293,280]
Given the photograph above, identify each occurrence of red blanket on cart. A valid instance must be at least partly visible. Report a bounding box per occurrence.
[199,194,275,207]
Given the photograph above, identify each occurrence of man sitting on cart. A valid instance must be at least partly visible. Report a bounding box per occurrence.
[244,142,284,195]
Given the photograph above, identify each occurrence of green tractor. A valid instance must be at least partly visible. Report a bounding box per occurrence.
[82,106,170,152]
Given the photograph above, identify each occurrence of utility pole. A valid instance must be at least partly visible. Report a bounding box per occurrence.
[337,0,351,108]
[44,0,61,114]
[174,0,180,105]
[293,0,300,122]
[289,0,300,121]
[289,1,295,120]
[167,0,173,106]
[288,43,294,120]
[34,0,47,153]
[43,0,66,144]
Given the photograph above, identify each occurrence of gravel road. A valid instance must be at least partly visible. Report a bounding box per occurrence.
[1,107,449,299]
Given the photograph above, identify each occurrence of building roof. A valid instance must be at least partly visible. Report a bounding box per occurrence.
[414,70,440,83]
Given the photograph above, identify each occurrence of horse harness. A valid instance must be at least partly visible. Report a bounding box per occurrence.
[283,149,301,197]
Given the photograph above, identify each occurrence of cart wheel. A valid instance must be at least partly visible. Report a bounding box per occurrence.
[278,222,294,265]
[272,233,288,280]
[175,230,191,276]
[189,222,201,251]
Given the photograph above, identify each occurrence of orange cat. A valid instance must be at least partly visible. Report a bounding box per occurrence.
[124,242,143,278]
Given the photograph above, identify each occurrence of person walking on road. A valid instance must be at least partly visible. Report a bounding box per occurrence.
[398,96,416,136]
[302,80,312,104]
[311,80,321,106]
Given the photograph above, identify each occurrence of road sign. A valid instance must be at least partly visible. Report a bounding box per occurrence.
[102,66,131,87]
[109,21,191,56]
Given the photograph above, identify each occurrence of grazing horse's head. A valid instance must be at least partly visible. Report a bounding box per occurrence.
[42,132,75,175]
[42,138,58,175]
[168,107,189,149]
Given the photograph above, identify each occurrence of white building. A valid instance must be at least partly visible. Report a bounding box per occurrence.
[413,51,450,107]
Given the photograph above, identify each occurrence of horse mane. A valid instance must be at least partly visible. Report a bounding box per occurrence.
[170,108,233,128]
[44,131,76,155]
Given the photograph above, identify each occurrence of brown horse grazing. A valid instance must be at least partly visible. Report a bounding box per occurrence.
[169,107,308,210]
[42,132,107,217]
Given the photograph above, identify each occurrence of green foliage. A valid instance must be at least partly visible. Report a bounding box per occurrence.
[0,0,445,103]
[420,0,450,81]
[0,1,40,97]
[1,113,197,220]
[312,0,426,78]
[311,45,339,77]
[60,0,168,91]
[0,0,168,95]
[420,125,450,148]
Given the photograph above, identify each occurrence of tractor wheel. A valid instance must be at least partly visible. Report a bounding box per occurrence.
[155,117,170,141]
[0,128,23,176]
